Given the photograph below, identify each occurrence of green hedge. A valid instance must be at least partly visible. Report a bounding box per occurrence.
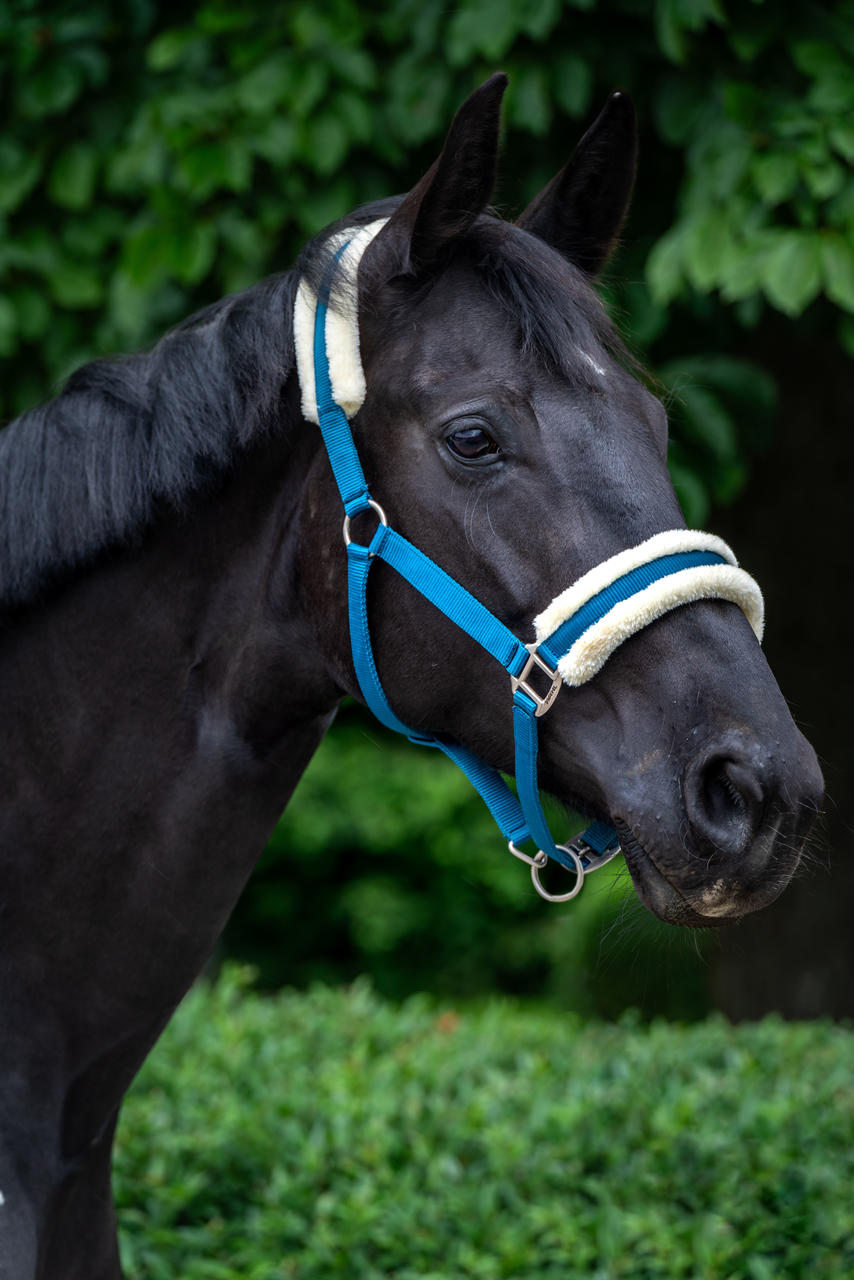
[115,969,854,1279]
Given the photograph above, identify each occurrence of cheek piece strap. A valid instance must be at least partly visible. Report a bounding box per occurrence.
[294,226,765,903]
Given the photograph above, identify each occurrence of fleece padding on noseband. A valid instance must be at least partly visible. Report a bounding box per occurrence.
[294,218,389,424]
[534,530,764,688]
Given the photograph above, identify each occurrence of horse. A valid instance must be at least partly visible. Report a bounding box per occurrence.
[0,74,822,1279]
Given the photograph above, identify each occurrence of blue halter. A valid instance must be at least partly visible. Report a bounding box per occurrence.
[309,251,731,902]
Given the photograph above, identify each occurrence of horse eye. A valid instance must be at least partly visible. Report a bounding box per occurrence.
[446,425,501,461]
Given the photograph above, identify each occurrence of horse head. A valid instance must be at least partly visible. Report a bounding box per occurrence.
[297,74,823,925]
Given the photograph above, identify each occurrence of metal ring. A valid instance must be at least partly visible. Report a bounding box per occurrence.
[343,499,388,548]
[508,840,549,870]
[530,843,585,903]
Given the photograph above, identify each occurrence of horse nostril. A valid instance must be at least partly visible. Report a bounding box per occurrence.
[688,750,766,858]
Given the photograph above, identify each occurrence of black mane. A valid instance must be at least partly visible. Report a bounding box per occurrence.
[0,198,624,609]
[0,271,299,608]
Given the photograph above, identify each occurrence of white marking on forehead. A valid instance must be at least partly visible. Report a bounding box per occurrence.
[0,1189,5,1206]
[580,350,607,377]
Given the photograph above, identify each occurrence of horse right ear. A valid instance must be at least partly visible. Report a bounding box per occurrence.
[516,92,637,276]
[363,73,507,283]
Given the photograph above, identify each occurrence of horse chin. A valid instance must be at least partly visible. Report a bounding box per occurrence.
[613,820,796,929]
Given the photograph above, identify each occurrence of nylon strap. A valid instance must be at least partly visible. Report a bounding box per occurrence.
[538,549,727,666]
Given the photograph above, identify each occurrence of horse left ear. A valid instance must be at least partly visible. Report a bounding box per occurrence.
[516,92,637,276]
[364,72,507,281]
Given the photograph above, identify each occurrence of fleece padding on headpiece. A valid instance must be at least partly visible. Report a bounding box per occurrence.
[293,218,389,423]
[534,529,764,687]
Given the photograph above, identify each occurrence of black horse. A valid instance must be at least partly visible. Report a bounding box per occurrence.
[0,77,822,1279]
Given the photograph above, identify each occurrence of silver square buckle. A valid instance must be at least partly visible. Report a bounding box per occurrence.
[510,643,562,717]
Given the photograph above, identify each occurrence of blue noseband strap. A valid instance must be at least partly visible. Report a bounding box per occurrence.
[301,241,759,899]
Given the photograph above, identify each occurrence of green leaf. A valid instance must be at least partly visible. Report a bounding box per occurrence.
[147,29,198,72]
[717,240,764,302]
[250,118,298,167]
[105,135,167,195]
[829,122,854,165]
[682,212,737,292]
[676,383,738,461]
[662,354,776,416]
[646,227,686,304]
[234,54,293,114]
[386,57,450,145]
[508,65,551,136]
[801,159,845,201]
[61,207,125,257]
[654,75,708,145]
[668,455,709,525]
[446,0,520,65]
[16,62,83,118]
[326,45,377,91]
[821,232,854,313]
[284,64,329,120]
[304,114,350,176]
[552,52,593,118]
[166,224,217,285]
[654,0,725,64]
[760,231,823,315]
[177,142,252,200]
[48,142,97,210]
[49,263,104,308]
[0,141,42,214]
[11,286,50,340]
[752,151,799,205]
[122,224,169,287]
[620,280,669,346]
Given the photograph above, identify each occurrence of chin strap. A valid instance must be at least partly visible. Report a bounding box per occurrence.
[295,231,764,902]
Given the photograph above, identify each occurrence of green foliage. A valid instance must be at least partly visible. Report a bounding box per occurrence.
[657,355,776,524]
[114,969,854,1278]
[224,704,713,1022]
[1,0,851,427]
[646,5,854,325]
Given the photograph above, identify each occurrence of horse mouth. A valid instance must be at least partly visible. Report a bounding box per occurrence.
[614,820,745,928]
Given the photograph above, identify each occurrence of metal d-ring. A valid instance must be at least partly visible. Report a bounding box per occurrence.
[508,839,585,903]
[531,842,585,903]
[343,499,388,551]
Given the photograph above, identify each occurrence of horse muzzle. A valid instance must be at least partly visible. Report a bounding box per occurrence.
[612,723,824,926]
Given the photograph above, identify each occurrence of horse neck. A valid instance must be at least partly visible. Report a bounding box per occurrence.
[0,390,340,1166]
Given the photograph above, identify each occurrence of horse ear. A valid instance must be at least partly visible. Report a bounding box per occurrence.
[366,72,507,279]
[516,92,637,276]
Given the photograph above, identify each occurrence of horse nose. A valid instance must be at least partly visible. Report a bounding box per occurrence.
[685,740,768,860]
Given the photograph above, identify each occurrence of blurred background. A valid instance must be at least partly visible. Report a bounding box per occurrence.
[2,0,852,1022]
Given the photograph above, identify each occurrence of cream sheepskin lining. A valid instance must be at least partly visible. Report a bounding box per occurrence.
[553,563,764,687]
[534,529,764,688]
[534,529,740,641]
[294,218,389,423]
